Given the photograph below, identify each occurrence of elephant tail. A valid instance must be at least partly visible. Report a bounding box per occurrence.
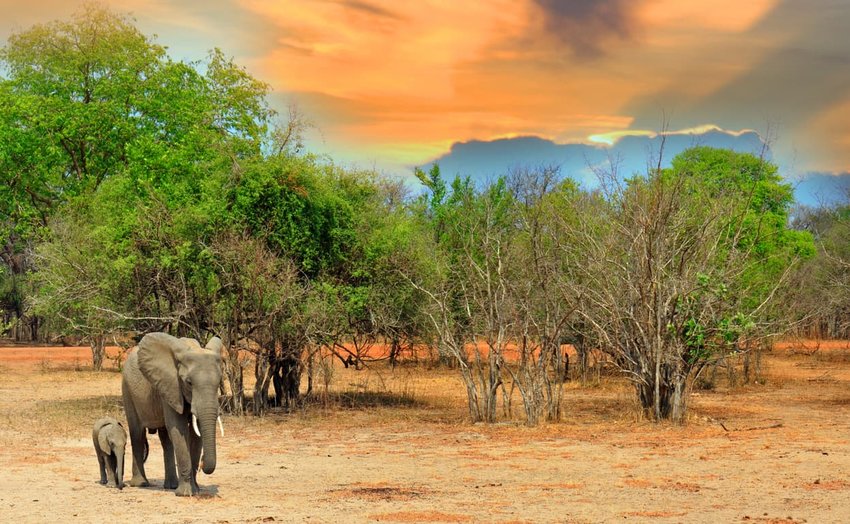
[143,438,149,463]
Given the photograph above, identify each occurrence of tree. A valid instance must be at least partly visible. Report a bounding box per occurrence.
[409,166,585,425]
[3,5,275,360]
[0,6,165,339]
[207,232,302,415]
[31,203,125,370]
[790,201,850,339]
[670,147,815,383]
[562,147,813,421]
[410,168,568,425]
[505,166,578,423]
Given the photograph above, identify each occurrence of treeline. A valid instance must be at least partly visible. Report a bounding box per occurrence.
[1,7,846,424]
[790,204,850,339]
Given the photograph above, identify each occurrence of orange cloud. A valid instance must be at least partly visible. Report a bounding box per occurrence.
[640,0,777,32]
[232,0,800,168]
[800,95,850,173]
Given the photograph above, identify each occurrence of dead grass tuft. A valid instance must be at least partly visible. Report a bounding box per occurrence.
[804,479,850,490]
[304,389,421,410]
[619,510,688,518]
[369,510,473,522]
[329,482,430,502]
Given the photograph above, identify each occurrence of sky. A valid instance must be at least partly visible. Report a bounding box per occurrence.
[1,0,849,205]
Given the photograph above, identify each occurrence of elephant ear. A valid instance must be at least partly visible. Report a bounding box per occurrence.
[205,336,223,357]
[137,332,188,414]
[179,337,203,351]
[97,427,112,453]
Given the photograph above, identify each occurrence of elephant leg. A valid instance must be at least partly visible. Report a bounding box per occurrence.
[188,429,202,494]
[158,428,178,490]
[95,449,107,485]
[164,411,194,497]
[104,453,118,487]
[124,403,150,487]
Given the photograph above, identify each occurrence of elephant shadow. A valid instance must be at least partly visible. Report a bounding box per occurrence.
[137,481,220,497]
[196,485,220,499]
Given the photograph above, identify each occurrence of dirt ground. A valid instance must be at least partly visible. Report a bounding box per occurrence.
[1,342,849,523]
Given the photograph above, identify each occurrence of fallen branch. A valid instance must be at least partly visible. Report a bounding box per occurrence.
[807,372,832,382]
[719,422,783,432]
[738,422,784,431]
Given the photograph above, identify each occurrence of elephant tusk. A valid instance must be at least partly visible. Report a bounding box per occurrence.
[217,415,224,437]
[192,414,201,437]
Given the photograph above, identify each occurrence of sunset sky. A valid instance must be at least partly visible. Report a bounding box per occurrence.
[2,0,849,201]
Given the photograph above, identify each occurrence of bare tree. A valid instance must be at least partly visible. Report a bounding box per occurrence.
[558,154,804,421]
[504,165,577,424]
[407,179,515,422]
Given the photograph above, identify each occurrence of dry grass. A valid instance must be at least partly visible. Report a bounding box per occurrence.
[0,340,841,437]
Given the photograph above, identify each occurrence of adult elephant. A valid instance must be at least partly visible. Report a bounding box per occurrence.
[122,332,224,496]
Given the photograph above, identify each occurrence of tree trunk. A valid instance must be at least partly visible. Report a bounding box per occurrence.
[546,343,563,422]
[253,349,272,416]
[577,344,589,383]
[725,355,737,387]
[223,343,244,416]
[306,351,314,397]
[90,334,105,372]
[271,361,283,407]
[30,316,39,342]
[389,337,400,369]
[459,366,483,422]
[484,349,501,423]
[636,362,689,423]
[277,350,301,409]
[669,371,688,422]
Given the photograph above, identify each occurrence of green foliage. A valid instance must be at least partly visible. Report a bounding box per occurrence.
[227,154,373,279]
[668,147,814,315]
[1,6,166,218]
[30,197,124,335]
[414,164,447,211]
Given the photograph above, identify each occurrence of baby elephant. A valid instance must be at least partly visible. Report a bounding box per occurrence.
[92,417,126,489]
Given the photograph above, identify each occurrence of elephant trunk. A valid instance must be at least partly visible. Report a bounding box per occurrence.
[198,407,218,475]
[115,450,125,490]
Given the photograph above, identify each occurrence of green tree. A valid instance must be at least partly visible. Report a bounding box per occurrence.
[565,147,814,421]
[0,6,165,338]
[669,147,815,382]
[2,5,273,355]
[31,200,124,369]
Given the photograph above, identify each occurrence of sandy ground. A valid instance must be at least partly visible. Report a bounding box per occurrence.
[0,342,849,523]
